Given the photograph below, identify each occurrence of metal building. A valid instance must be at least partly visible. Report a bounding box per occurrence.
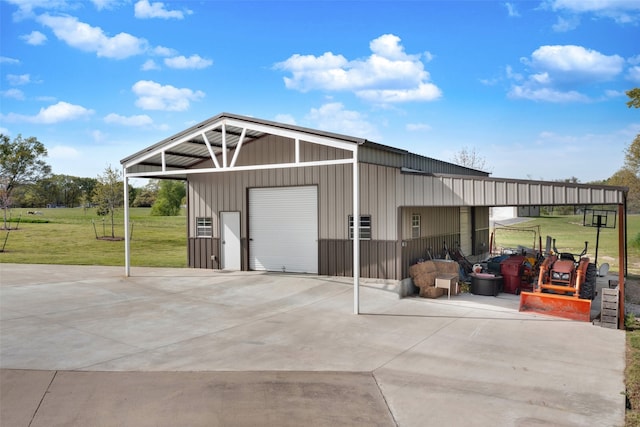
[121,112,628,313]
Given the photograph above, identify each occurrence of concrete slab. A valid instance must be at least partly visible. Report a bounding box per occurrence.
[0,263,626,426]
[0,369,55,427]
[20,371,394,427]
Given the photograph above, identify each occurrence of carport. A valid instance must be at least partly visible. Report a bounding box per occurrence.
[121,112,629,326]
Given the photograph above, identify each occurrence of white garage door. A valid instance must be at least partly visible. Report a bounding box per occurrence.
[249,186,318,274]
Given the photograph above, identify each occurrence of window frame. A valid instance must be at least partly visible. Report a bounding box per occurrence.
[195,217,213,238]
[348,214,372,240]
[411,213,421,238]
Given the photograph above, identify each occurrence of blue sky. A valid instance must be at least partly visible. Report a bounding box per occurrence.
[1,0,639,183]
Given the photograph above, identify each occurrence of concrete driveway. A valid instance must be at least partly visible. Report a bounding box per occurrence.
[0,264,625,426]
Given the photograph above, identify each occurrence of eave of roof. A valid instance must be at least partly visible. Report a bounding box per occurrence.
[120,112,367,166]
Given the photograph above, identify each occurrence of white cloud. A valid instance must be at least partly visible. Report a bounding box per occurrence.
[2,88,25,100]
[141,59,160,71]
[0,56,20,65]
[104,113,153,126]
[406,123,432,132]
[91,0,122,11]
[7,74,31,85]
[20,30,47,45]
[164,54,212,69]
[0,127,10,135]
[504,2,520,17]
[274,114,296,125]
[508,86,589,102]
[275,34,441,104]
[132,80,205,111]
[0,101,94,124]
[4,0,69,20]
[91,129,108,144]
[305,103,380,141]
[527,45,624,81]
[546,0,640,24]
[508,45,625,102]
[37,13,148,59]
[48,145,80,159]
[604,89,625,99]
[152,45,176,56]
[552,16,579,32]
[628,66,640,83]
[134,0,191,19]
[358,83,442,103]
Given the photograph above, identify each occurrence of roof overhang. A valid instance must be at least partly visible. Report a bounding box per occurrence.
[121,112,365,180]
[400,169,628,206]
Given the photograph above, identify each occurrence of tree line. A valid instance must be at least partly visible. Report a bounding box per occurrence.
[0,134,185,231]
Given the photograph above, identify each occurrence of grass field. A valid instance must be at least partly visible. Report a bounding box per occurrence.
[1,208,638,273]
[0,207,187,267]
[492,214,640,275]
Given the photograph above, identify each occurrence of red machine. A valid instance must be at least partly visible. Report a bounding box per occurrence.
[500,255,533,295]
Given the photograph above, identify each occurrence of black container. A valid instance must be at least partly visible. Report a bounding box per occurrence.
[470,274,503,296]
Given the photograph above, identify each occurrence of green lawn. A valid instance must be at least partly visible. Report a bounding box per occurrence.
[2,209,638,275]
[0,207,187,267]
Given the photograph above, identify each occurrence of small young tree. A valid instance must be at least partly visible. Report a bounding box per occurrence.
[92,165,124,238]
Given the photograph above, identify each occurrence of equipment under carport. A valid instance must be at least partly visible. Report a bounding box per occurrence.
[500,255,534,295]
[519,241,596,322]
[470,273,503,296]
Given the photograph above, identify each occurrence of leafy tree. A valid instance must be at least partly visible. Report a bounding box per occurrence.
[151,180,185,216]
[128,184,138,208]
[624,133,640,178]
[0,134,51,228]
[627,88,640,109]
[92,165,124,238]
[133,180,158,207]
[451,146,491,172]
[607,168,640,213]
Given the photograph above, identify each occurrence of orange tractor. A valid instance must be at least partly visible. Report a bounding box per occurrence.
[519,241,597,321]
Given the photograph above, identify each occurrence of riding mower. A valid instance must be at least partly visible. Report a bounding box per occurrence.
[519,241,597,321]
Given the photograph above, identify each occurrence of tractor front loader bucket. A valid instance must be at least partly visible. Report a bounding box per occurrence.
[519,291,592,322]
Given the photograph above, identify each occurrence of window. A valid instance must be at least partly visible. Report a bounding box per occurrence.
[411,213,421,238]
[196,217,212,237]
[349,215,371,240]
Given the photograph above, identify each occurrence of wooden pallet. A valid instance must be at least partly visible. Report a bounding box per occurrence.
[600,288,619,329]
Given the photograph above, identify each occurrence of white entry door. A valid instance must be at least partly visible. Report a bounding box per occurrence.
[249,186,318,274]
[220,211,241,270]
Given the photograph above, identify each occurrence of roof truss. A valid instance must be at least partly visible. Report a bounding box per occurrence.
[122,114,361,179]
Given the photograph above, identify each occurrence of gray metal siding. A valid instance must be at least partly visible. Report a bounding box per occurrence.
[403,153,489,176]
[399,173,625,207]
[188,162,402,242]
[359,145,403,168]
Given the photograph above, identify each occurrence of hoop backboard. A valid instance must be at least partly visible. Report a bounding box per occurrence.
[583,208,617,229]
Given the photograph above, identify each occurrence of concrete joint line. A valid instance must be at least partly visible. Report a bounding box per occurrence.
[373,316,460,372]
[372,372,399,427]
[28,370,57,427]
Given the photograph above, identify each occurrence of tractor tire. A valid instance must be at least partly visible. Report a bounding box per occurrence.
[580,262,597,300]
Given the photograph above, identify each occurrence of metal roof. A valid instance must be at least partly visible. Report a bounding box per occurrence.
[121,112,366,179]
[120,112,628,207]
